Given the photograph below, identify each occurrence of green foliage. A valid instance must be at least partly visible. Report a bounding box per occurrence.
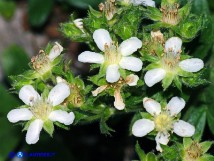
[0,0,16,19]
[28,0,54,27]
[0,45,29,80]
[113,6,143,40]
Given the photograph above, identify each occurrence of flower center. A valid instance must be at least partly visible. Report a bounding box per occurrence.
[31,51,52,76]
[161,3,180,26]
[30,98,52,121]
[104,42,122,65]
[161,52,180,72]
[184,142,203,161]
[154,112,173,132]
[99,0,117,20]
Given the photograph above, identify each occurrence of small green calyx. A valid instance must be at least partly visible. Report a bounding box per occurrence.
[104,42,122,66]
[30,98,52,121]
[66,84,85,107]
[31,50,52,76]
[154,111,174,132]
[184,142,203,161]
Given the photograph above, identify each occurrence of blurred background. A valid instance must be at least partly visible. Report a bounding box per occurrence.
[0,0,214,161]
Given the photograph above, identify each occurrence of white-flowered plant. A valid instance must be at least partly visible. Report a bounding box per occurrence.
[78,29,143,83]
[132,96,195,152]
[6,0,214,160]
[144,37,204,88]
[92,74,139,110]
[7,83,75,144]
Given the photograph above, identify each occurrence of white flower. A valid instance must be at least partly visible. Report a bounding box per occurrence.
[78,29,143,83]
[131,0,156,7]
[31,42,63,76]
[92,74,139,110]
[7,83,74,144]
[144,37,204,87]
[73,18,85,33]
[132,96,195,152]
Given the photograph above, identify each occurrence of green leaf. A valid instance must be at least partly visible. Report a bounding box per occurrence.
[192,0,210,15]
[183,106,207,141]
[28,0,54,27]
[0,0,16,19]
[43,120,54,137]
[135,142,146,161]
[0,45,29,80]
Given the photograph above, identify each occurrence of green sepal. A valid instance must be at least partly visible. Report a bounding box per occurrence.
[200,141,213,154]
[135,141,146,161]
[162,72,174,90]
[43,120,54,137]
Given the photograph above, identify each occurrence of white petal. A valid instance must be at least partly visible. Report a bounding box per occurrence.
[132,0,156,7]
[144,68,166,87]
[119,56,143,72]
[56,76,67,84]
[7,108,33,123]
[19,85,40,106]
[78,51,104,64]
[143,97,161,115]
[73,18,83,29]
[26,119,43,144]
[119,37,142,56]
[93,29,112,51]
[125,74,139,86]
[167,97,185,116]
[173,120,195,137]
[132,119,155,137]
[114,89,125,110]
[48,42,63,61]
[106,64,120,83]
[48,110,75,125]
[155,132,170,152]
[48,83,70,106]
[165,37,182,55]
[92,85,108,96]
[179,58,204,73]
